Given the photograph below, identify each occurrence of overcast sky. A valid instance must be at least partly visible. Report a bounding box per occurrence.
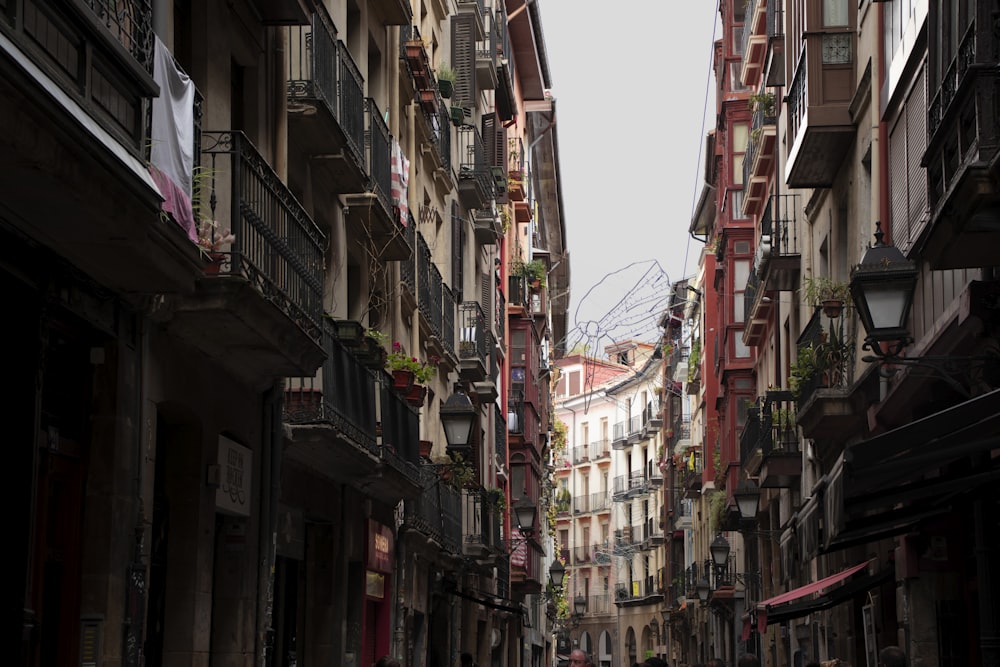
[537,2,720,354]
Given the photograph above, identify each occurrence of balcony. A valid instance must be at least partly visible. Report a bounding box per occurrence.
[741,97,778,217]
[743,195,802,345]
[458,300,489,381]
[923,23,1000,269]
[402,465,463,555]
[573,545,592,565]
[462,487,505,564]
[614,577,663,607]
[155,131,326,383]
[742,390,802,488]
[740,0,769,88]
[591,438,612,461]
[764,0,785,87]
[641,519,665,550]
[284,320,422,501]
[476,9,500,91]
[611,421,627,450]
[287,12,367,194]
[784,33,856,187]
[370,0,412,25]
[417,100,453,182]
[473,201,503,245]
[457,126,493,210]
[0,0,220,295]
[344,99,410,261]
[793,308,864,447]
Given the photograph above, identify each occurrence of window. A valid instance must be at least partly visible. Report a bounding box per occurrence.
[733,259,750,322]
[823,0,848,26]
[732,123,748,186]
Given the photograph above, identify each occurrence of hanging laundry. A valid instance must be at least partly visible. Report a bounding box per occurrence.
[391,138,410,226]
[150,35,197,242]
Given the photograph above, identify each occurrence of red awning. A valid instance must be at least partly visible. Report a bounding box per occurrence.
[756,559,872,633]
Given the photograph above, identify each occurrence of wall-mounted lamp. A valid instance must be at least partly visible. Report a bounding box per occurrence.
[734,478,761,521]
[513,495,537,537]
[850,223,1000,396]
[548,559,567,590]
[440,384,477,453]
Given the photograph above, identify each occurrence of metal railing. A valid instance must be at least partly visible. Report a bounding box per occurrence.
[287,9,365,164]
[458,300,488,364]
[201,131,325,342]
[85,0,153,70]
[404,464,463,555]
[365,98,392,212]
[284,319,378,452]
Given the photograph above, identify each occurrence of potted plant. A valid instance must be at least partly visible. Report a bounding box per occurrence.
[357,329,389,369]
[483,487,507,515]
[803,276,852,317]
[748,91,776,116]
[196,219,236,273]
[385,342,438,390]
[440,451,476,490]
[515,259,546,289]
[437,65,455,99]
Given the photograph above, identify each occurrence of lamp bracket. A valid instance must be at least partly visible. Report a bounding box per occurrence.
[862,340,1000,398]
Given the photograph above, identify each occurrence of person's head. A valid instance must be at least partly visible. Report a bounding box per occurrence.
[375,656,401,667]
[879,647,906,667]
[645,658,668,667]
[738,655,760,667]
[570,649,593,667]
[460,652,475,667]
[707,658,726,667]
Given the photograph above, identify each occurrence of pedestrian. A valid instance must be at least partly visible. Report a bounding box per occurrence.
[879,647,906,667]
[375,656,401,667]
[707,658,726,667]
[460,651,476,667]
[644,658,669,667]
[569,648,593,667]
[738,655,760,667]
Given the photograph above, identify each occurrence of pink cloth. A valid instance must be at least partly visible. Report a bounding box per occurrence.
[150,165,197,242]
[391,139,410,226]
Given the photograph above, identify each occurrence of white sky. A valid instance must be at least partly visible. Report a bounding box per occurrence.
[537,1,720,355]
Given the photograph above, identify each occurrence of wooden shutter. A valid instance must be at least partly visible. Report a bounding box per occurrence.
[903,65,927,252]
[482,112,508,203]
[452,13,477,109]
[888,109,907,248]
[452,200,464,301]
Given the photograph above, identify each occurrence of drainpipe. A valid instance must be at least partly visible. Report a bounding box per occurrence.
[257,380,283,667]
[876,3,891,403]
[274,28,287,181]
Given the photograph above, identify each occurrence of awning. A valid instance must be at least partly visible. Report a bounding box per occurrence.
[755,559,872,633]
[822,389,1000,552]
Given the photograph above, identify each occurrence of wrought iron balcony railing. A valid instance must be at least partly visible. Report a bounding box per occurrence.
[201,130,325,342]
[403,464,463,555]
[288,9,365,165]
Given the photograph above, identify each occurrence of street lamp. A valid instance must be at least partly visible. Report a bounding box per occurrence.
[574,594,587,618]
[548,559,567,590]
[440,385,477,454]
[733,478,761,521]
[513,495,537,537]
[696,578,711,603]
[849,222,918,357]
[849,223,999,396]
[710,533,731,569]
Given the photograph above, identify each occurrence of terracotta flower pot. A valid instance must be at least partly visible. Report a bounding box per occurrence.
[392,369,415,391]
[406,383,427,407]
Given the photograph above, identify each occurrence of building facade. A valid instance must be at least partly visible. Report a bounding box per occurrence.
[669,2,1000,667]
[7,1,568,666]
